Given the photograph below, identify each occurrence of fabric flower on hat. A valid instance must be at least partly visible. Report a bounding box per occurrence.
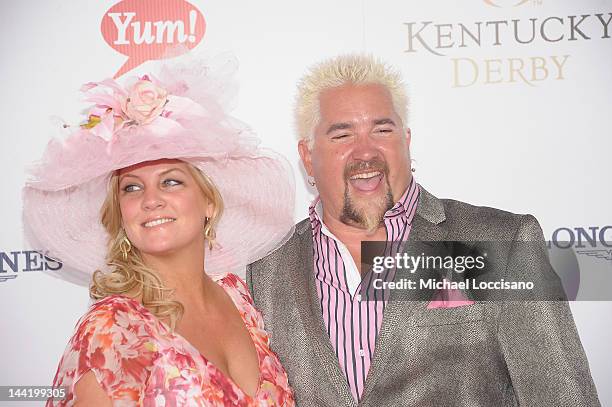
[78,76,207,148]
[121,79,168,125]
[79,77,169,139]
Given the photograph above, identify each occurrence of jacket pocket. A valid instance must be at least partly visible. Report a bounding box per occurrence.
[412,303,485,326]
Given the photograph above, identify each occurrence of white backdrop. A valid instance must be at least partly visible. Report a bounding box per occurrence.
[1,0,610,405]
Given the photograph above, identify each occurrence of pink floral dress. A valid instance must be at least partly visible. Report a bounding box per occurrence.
[47,273,294,406]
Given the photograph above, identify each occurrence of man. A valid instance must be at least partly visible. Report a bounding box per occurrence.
[247,55,600,406]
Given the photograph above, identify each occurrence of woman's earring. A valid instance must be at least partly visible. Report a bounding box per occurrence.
[204,217,215,249]
[120,236,132,261]
[307,177,316,186]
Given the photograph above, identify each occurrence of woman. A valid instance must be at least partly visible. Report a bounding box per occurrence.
[23,61,295,406]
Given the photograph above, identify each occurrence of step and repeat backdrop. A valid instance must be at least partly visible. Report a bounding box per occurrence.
[1,0,610,405]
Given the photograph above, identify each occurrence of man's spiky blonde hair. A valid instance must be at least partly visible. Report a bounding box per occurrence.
[295,54,408,147]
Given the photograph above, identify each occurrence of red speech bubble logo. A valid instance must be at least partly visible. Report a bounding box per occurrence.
[101,0,205,78]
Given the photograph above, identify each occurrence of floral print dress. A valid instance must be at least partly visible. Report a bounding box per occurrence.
[47,273,294,406]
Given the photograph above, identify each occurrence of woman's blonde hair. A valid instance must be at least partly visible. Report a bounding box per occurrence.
[90,163,223,330]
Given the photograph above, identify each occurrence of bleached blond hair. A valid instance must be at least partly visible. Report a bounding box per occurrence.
[295,54,408,147]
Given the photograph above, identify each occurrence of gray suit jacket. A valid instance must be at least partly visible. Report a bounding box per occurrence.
[246,187,600,406]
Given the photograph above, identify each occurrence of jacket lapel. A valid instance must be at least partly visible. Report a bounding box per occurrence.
[290,223,357,406]
[360,186,448,404]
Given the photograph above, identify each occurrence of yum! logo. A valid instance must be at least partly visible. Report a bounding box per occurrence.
[101,0,206,78]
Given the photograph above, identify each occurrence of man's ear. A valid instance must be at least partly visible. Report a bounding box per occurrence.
[298,139,314,177]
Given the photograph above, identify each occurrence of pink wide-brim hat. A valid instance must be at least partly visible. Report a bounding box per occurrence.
[22,60,295,285]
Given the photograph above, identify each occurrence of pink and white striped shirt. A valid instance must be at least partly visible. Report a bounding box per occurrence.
[308,178,420,401]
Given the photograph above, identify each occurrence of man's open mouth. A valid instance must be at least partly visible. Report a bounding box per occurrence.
[348,171,384,192]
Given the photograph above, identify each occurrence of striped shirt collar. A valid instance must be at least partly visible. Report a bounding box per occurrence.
[306,177,420,401]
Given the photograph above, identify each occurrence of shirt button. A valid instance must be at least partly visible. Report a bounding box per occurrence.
[355,294,361,301]
[359,349,365,357]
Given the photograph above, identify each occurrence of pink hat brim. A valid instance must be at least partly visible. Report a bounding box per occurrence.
[23,116,295,285]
